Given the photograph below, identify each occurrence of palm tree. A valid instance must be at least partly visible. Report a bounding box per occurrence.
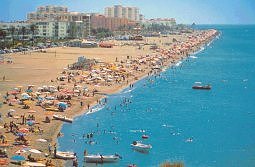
[9,26,15,47]
[0,29,6,40]
[30,24,36,46]
[0,29,7,49]
[21,26,26,46]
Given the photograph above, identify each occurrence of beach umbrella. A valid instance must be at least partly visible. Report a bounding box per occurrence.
[8,109,16,112]
[9,91,19,95]
[22,146,31,151]
[21,93,29,97]
[29,149,41,154]
[28,110,36,113]
[74,90,80,93]
[26,89,33,93]
[45,96,55,100]
[58,102,68,109]
[13,116,20,119]
[9,99,18,102]
[11,155,25,161]
[26,120,35,126]
[16,132,26,137]
[35,92,41,95]
[21,94,31,100]
[44,111,53,116]
[37,97,45,101]
[36,139,47,143]
[23,100,32,105]
[15,149,27,154]
[19,128,29,133]
[75,85,82,88]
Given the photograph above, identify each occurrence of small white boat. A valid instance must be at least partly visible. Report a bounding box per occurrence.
[22,162,46,167]
[53,114,73,123]
[131,141,152,152]
[55,151,76,160]
[84,154,120,163]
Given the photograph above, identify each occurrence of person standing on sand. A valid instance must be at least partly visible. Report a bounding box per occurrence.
[2,76,5,81]
[48,143,52,155]
[53,144,57,158]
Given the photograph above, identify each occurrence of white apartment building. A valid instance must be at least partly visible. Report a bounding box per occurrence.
[35,21,69,39]
[27,6,91,39]
[0,22,33,40]
[27,5,68,21]
[104,5,140,22]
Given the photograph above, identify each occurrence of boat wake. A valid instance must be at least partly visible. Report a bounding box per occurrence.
[122,88,135,94]
[130,129,146,133]
[162,124,174,128]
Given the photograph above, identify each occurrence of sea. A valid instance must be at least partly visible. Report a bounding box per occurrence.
[58,25,255,167]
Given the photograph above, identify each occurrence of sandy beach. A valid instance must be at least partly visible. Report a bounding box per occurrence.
[0,29,218,166]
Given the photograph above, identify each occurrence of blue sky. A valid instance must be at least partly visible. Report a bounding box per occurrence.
[0,0,255,24]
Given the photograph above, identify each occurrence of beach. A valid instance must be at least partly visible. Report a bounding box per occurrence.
[0,29,218,166]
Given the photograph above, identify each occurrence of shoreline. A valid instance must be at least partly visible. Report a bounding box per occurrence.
[0,29,219,166]
[59,29,219,165]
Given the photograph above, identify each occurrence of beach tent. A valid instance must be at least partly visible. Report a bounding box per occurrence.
[58,102,68,110]
[36,139,47,143]
[29,149,41,154]
[11,155,25,161]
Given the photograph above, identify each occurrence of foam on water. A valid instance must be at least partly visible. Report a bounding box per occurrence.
[175,61,182,66]
[86,105,105,115]
[190,55,198,59]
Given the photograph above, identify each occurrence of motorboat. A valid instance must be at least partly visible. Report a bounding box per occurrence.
[192,82,211,90]
[53,114,73,123]
[192,85,211,90]
[142,135,149,139]
[131,141,152,152]
[84,154,120,163]
[55,151,76,160]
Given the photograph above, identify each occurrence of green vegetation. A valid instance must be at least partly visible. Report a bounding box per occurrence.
[91,28,113,39]
[0,25,71,49]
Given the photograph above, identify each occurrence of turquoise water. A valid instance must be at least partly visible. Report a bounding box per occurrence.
[58,25,255,167]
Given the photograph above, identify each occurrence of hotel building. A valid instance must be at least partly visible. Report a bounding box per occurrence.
[104,5,140,22]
